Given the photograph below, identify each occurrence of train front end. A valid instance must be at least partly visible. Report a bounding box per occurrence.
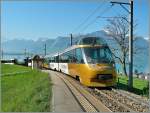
[80,46,117,87]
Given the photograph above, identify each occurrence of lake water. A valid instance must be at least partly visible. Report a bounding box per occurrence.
[2,54,149,73]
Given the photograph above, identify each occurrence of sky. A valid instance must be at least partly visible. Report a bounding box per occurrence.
[1,0,149,41]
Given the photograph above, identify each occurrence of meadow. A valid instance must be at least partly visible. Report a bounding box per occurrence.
[1,64,52,112]
[117,75,149,97]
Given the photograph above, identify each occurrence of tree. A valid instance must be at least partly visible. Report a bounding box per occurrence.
[105,15,137,76]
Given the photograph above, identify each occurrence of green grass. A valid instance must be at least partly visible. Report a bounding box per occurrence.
[117,75,149,96]
[1,64,52,112]
[1,64,31,74]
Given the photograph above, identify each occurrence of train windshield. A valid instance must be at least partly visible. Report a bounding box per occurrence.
[83,47,113,64]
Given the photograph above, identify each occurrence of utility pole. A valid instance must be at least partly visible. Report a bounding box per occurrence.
[128,0,133,90]
[110,0,133,90]
[44,44,46,56]
[70,34,73,46]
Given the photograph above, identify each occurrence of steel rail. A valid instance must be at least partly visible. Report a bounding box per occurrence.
[55,72,98,112]
[112,88,149,107]
[94,88,135,112]
[54,71,112,112]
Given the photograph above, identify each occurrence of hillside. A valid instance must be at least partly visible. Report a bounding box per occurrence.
[2,30,149,73]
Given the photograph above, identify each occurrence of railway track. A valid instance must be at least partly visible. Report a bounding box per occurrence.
[93,88,149,112]
[50,70,149,112]
[54,71,112,112]
[112,88,149,107]
[63,73,149,112]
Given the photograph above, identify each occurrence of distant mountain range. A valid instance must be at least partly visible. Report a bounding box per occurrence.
[2,38,55,54]
[2,30,149,73]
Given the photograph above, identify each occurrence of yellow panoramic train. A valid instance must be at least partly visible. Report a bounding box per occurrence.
[44,37,117,87]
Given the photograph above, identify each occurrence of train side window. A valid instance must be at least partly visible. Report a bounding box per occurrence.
[66,51,72,63]
[60,55,63,63]
[58,55,60,63]
[56,56,59,63]
[71,50,76,63]
[50,57,52,62]
[53,57,54,62]
[50,57,53,63]
[64,53,69,63]
[59,55,62,63]
[62,53,65,63]
[65,50,76,63]
[53,57,55,63]
[49,58,51,63]
[61,54,64,63]
[76,48,84,63]
[51,57,55,63]
[59,53,68,63]
[47,58,50,63]
[44,58,49,64]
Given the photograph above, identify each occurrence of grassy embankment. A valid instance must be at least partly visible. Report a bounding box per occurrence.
[1,64,52,112]
[117,75,149,97]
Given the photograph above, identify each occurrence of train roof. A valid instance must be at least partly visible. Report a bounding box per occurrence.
[77,36,107,45]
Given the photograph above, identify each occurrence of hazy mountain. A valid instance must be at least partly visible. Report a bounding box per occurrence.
[1,30,111,54]
[2,38,55,54]
[133,36,149,73]
[47,36,71,54]
[2,39,33,53]
[2,30,149,73]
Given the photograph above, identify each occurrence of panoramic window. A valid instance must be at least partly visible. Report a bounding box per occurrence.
[76,48,84,63]
[60,53,69,63]
[83,47,113,64]
[50,57,55,63]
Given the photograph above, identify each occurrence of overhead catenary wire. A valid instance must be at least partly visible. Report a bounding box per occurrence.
[96,16,130,23]
[72,0,106,34]
[80,4,114,33]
